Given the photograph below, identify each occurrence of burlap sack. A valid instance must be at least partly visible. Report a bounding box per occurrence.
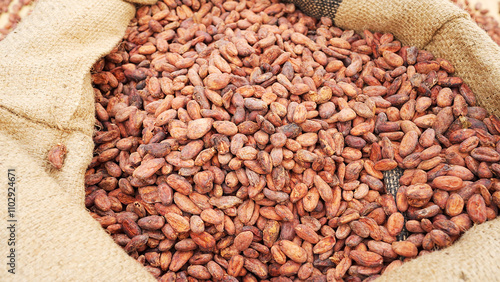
[1,0,499,281]
[333,1,500,280]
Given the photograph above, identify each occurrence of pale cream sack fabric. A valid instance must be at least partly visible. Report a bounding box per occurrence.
[0,0,157,281]
[335,0,500,280]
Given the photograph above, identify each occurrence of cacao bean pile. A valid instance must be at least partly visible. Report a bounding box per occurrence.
[82,0,500,281]
[451,0,500,46]
[0,0,12,13]
[0,0,33,41]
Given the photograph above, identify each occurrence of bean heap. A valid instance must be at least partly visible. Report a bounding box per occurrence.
[80,0,500,281]
[2,0,500,44]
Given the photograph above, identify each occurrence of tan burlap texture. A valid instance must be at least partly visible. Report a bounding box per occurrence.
[0,0,499,281]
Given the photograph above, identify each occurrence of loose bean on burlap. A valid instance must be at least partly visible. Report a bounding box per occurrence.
[0,0,499,281]
[0,0,157,281]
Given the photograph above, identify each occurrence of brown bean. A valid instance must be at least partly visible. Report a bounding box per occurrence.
[84,5,500,279]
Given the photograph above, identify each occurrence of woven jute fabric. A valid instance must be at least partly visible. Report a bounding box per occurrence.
[0,0,157,281]
[1,0,500,280]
